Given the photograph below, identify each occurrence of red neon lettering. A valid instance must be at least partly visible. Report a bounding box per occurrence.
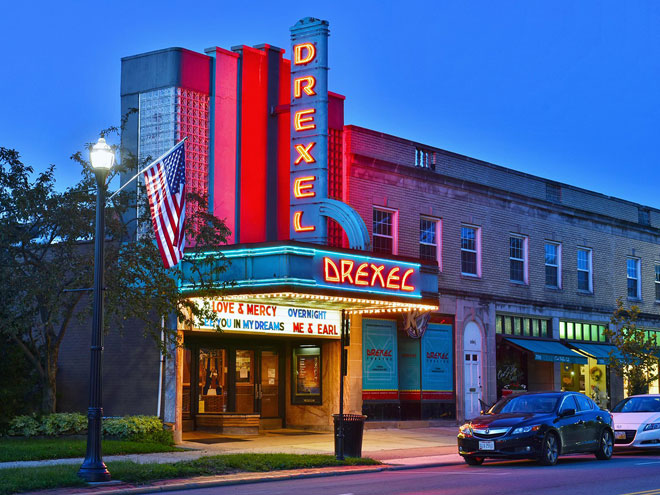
[401,268,415,292]
[294,76,316,98]
[354,262,369,286]
[294,109,316,131]
[293,42,316,65]
[324,257,340,282]
[386,267,401,290]
[293,211,315,232]
[341,259,354,284]
[293,176,316,198]
[294,142,316,165]
[370,264,386,288]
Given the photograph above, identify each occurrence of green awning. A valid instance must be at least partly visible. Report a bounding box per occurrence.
[568,342,623,365]
[504,337,588,364]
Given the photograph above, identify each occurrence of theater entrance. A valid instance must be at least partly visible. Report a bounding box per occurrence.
[183,342,284,433]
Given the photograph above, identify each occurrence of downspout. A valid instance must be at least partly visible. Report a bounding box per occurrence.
[157,315,165,418]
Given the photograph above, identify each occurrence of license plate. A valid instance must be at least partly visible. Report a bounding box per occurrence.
[479,441,495,450]
[615,431,626,440]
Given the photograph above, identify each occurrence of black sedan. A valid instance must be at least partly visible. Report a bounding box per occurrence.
[457,391,614,466]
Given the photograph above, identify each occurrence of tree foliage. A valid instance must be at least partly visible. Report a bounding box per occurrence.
[0,131,230,414]
[604,297,659,396]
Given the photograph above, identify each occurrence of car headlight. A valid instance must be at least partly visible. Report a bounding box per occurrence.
[459,424,473,436]
[512,425,541,435]
[643,423,660,431]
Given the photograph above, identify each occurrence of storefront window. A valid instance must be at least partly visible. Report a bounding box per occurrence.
[292,345,322,405]
[198,349,227,413]
[560,360,608,407]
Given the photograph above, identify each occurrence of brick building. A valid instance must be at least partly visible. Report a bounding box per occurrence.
[57,18,660,435]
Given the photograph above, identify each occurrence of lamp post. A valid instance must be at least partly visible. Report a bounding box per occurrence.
[78,137,114,482]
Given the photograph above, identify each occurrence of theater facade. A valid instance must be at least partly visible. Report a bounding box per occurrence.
[113,17,660,441]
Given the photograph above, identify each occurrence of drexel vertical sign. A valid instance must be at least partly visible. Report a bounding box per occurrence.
[289,18,329,243]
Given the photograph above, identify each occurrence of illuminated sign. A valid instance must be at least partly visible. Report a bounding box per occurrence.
[312,250,422,297]
[290,18,329,241]
[192,298,341,339]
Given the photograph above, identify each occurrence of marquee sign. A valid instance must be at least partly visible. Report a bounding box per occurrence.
[192,298,342,339]
[312,250,422,298]
[289,18,329,242]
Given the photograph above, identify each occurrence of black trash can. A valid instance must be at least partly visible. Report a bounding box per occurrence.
[333,414,367,458]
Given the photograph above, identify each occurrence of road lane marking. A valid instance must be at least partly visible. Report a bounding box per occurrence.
[618,489,660,495]
[635,461,660,465]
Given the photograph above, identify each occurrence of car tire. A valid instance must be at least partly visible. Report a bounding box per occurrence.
[595,429,613,460]
[538,432,559,466]
[463,456,485,466]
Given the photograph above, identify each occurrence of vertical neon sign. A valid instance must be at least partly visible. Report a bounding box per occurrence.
[290,18,329,242]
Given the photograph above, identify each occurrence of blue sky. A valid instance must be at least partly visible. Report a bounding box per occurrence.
[2,1,659,207]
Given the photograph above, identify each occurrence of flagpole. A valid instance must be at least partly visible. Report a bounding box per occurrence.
[108,138,187,200]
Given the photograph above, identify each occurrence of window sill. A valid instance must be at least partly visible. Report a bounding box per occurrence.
[509,281,528,286]
[627,297,642,303]
[545,286,562,291]
[460,273,481,280]
[577,290,594,296]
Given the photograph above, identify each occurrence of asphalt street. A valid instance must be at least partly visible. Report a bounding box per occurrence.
[163,451,660,495]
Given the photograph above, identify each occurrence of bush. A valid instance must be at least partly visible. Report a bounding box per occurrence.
[8,415,40,437]
[102,416,172,444]
[39,413,87,436]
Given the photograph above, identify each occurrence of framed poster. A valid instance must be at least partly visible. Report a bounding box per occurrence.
[421,323,454,400]
[362,319,398,401]
[292,345,322,405]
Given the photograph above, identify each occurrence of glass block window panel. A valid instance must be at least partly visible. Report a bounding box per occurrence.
[420,217,437,261]
[627,258,640,299]
[545,243,559,288]
[496,317,503,334]
[577,248,592,292]
[328,128,344,247]
[559,321,566,339]
[177,88,210,222]
[510,236,525,283]
[139,87,177,166]
[373,209,393,254]
[497,315,551,339]
[461,226,478,275]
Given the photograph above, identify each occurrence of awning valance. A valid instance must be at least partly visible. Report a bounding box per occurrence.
[504,337,588,364]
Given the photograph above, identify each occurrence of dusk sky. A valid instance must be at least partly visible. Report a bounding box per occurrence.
[2,1,659,207]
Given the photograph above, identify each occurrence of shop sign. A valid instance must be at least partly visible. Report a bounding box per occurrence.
[421,323,454,400]
[362,319,398,400]
[192,298,341,339]
[314,251,422,297]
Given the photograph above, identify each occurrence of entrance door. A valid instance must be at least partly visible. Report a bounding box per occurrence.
[463,322,483,419]
[260,350,280,418]
[235,350,255,413]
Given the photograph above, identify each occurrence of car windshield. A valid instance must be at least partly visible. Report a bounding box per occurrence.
[489,395,559,414]
[612,396,660,413]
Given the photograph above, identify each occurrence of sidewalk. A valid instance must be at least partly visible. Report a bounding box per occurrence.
[10,426,465,495]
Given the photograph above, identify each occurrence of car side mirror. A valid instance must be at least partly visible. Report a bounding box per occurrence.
[559,408,576,417]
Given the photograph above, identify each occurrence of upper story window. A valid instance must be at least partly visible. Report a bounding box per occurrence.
[627,257,641,299]
[655,264,660,302]
[420,216,441,267]
[559,321,606,342]
[373,208,397,255]
[577,247,593,293]
[545,242,561,288]
[461,225,481,277]
[509,235,527,284]
[415,148,435,170]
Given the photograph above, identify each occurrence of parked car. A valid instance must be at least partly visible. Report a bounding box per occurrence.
[611,394,660,449]
[457,391,614,466]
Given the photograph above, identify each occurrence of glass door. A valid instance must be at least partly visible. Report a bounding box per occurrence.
[260,350,280,418]
[235,350,255,413]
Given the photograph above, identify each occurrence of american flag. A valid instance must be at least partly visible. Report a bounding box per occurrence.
[143,141,186,268]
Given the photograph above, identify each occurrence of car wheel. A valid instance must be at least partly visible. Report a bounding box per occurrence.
[595,429,613,460]
[463,456,485,466]
[538,432,559,466]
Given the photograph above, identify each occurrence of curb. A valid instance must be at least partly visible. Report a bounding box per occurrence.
[44,459,464,495]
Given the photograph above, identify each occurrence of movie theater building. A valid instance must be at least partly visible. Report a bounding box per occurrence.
[112,17,660,437]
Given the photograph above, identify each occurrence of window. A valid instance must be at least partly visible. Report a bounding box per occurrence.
[509,235,527,283]
[546,183,562,203]
[577,248,592,292]
[545,242,561,288]
[461,225,480,276]
[373,208,397,255]
[415,148,435,170]
[420,217,441,266]
[627,257,641,299]
[496,315,551,338]
[560,321,607,342]
[559,395,578,414]
[575,394,594,411]
[655,264,660,301]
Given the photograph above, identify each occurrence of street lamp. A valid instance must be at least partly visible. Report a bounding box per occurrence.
[78,137,114,482]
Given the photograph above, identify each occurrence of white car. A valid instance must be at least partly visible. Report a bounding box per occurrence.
[612,394,660,449]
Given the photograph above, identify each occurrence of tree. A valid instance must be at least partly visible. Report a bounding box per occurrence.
[0,135,230,414]
[603,297,659,396]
